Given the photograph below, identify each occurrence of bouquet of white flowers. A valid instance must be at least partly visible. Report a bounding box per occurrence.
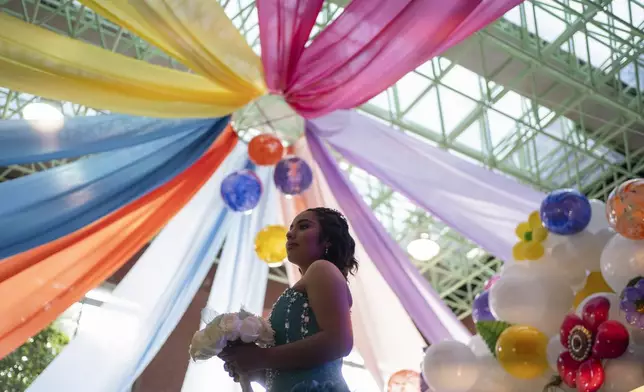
[189,309,275,392]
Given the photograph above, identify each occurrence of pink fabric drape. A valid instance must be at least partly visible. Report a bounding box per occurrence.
[280,140,427,387]
[258,0,524,118]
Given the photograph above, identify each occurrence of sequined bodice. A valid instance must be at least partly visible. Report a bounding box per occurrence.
[266,288,349,392]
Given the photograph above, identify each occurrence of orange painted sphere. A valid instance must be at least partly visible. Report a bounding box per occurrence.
[248,134,284,166]
[387,370,421,392]
[607,179,644,239]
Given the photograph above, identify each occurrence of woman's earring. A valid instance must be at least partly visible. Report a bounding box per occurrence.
[325,247,329,257]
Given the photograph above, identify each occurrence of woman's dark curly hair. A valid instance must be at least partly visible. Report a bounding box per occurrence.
[307,207,359,279]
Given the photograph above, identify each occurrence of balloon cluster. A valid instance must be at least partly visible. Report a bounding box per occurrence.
[221,133,314,212]
[220,133,315,265]
[422,181,644,392]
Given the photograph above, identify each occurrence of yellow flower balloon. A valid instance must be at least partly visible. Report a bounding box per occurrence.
[512,211,549,261]
[255,225,288,264]
[573,271,614,308]
[495,325,549,380]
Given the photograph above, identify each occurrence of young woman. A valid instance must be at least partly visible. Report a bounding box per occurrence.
[219,207,358,391]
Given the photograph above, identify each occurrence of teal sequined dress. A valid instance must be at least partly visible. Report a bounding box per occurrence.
[265,288,350,392]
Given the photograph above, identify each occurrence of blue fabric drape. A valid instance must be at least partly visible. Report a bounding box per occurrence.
[0,117,230,259]
[26,145,248,392]
[0,116,216,166]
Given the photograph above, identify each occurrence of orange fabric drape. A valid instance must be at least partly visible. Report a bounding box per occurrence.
[0,127,237,359]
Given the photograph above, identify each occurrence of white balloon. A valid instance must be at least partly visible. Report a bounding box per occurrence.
[543,233,566,252]
[468,334,490,357]
[586,199,609,233]
[546,244,587,290]
[576,293,622,321]
[472,354,515,392]
[566,231,603,271]
[628,325,644,348]
[546,335,565,372]
[423,340,479,392]
[490,267,574,336]
[602,349,644,392]
[600,234,644,293]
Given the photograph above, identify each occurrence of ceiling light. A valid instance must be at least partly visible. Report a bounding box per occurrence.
[22,102,65,133]
[466,248,483,259]
[407,233,440,261]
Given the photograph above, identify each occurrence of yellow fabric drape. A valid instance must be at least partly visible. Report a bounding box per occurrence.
[0,9,264,117]
[79,0,266,94]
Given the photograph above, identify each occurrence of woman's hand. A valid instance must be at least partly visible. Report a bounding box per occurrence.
[219,344,270,374]
[223,362,240,383]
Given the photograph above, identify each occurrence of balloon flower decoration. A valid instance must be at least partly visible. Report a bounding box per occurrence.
[422,183,644,392]
[255,225,288,265]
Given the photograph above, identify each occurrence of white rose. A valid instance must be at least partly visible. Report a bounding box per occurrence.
[212,336,228,353]
[219,313,242,341]
[189,330,209,358]
[257,318,275,345]
[237,309,253,320]
[190,331,227,360]
[239,316,263,343]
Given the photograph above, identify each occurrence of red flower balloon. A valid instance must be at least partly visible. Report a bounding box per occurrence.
[248,134,284,166]
[557,296,630,392]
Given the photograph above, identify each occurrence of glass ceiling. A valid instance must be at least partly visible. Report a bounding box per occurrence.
[0,0,643,318]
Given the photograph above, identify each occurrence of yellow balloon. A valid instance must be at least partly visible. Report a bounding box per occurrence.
[573,271,614,308]
[255,225,288,264]
[495,325,549,380]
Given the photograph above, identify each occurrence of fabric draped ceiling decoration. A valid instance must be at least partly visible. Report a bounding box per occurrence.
[257,0,526,118]
[0,6,264,118]
[0,0,538,383]
[309,111,544,262]
[0,115,220,166]
[0,117,230,259]
[0,129,237,359]
[26,145,248,392]
[0,0,526,118]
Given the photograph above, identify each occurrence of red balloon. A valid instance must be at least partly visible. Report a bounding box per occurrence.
[248,134,284,166]
[387,370,421,392]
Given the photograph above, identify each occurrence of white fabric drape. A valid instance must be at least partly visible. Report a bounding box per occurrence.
[28,145,247,392]
[181,166,276,392]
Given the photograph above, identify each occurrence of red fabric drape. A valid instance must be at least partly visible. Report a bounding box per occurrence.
[0,127,237,359]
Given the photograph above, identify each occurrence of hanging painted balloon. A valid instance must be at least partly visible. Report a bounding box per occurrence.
[220,170,262,212]
[248,134,284,166]
[274,156,313,196]
[387,370,421,392]
[540,189,591,235]
[255,225,288,264]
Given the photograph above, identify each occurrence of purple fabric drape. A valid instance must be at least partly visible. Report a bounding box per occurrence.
[258,0,525,119]
[310,111,544,262]
[306,125,471,344]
